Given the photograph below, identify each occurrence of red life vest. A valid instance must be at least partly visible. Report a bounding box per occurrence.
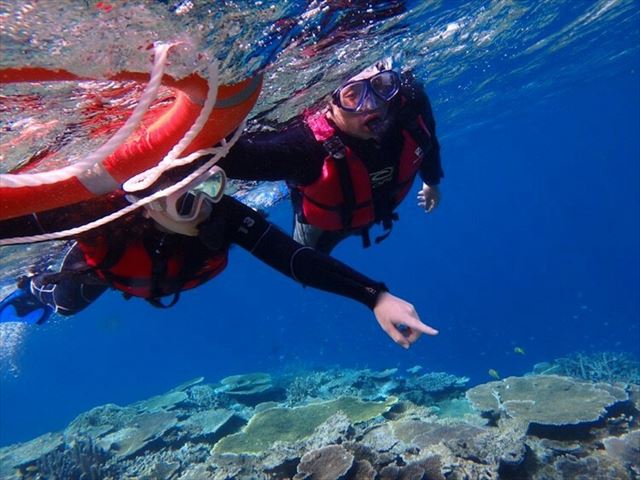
[77,232,227,304]
[297,109,430,231]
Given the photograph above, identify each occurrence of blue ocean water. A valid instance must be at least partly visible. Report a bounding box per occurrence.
[0,0,639,448]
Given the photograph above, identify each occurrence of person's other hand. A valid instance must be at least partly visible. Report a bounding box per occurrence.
[373,292,438,349]
[417,183,441,213]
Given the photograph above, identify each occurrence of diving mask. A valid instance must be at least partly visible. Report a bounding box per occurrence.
[146,166,226,236]
[332,69,400,113]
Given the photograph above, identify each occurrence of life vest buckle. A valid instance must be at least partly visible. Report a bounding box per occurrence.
[322,136,346,159]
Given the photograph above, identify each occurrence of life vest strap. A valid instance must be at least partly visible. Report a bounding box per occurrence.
[146,292,181,309]
[361,211,399,248]
[145,233,212,307]
[301,192,373,213]
[315,130,358,229]
[322,136,347,159]
[333,155,356,229]
[361,227,372,248]
[148,234,170,301]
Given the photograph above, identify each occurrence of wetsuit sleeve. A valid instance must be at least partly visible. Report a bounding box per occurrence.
[399,72,444,186]
[418,90,444,186]
[217,122,326,185]
[199,196,388,309]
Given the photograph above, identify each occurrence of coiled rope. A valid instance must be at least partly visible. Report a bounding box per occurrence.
[0,45,249,245]
[0,42,173,189]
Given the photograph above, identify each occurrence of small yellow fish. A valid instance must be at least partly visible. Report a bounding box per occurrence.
[514,347,526,355]
[488,369,500,380]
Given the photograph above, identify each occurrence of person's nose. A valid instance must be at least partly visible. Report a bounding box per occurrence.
[360,91,381,112]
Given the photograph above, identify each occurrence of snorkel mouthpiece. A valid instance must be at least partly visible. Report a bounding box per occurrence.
[366,117,391,139]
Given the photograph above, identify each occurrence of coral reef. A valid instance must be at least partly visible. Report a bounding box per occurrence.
[27,437,108,480]
[532,351,640,384]
[294,444,354,479]
[96,410,178,459]
[216,372,285,406]
[1,365,638,480]
[0,433,64,479]
[603,430,640,474]
[8,438,109,480]
[285,367,469,407]
[466,375,628,427]
[217,372,273,395]
[213,396,397,454]
[130,390,188,413]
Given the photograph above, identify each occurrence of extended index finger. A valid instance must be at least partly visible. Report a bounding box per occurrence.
[407,317,439,336]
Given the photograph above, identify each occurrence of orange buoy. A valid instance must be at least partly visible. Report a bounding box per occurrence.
[0,67,262,220]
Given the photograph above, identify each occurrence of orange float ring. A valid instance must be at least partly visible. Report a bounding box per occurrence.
[0,67,262,221]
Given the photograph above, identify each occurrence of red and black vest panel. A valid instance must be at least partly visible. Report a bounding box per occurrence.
[77,235,227,299]
[298,142,375,231]
[297,111,428,231]
[296,113,431,231]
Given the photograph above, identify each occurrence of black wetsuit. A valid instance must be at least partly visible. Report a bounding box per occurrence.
[218,74,443,253]
[31,195,386,316]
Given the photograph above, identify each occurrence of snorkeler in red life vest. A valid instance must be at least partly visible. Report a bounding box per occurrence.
[0,167,438,350]
[0,58,442,347]
[217,58,444,253]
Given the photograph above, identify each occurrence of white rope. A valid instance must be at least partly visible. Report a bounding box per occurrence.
[123,60,220,193]
[0,42,173,189]
[0,121,246,246]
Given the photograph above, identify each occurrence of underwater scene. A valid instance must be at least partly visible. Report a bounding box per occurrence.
[0,1,639,479]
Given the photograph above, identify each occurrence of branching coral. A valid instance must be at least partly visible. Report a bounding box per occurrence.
[534,352,640,384]
[30,437,111,480]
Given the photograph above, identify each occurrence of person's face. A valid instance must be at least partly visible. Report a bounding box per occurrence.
[327,70,399,140]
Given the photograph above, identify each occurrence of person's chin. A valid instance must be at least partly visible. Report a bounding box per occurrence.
[356,129,375,140]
